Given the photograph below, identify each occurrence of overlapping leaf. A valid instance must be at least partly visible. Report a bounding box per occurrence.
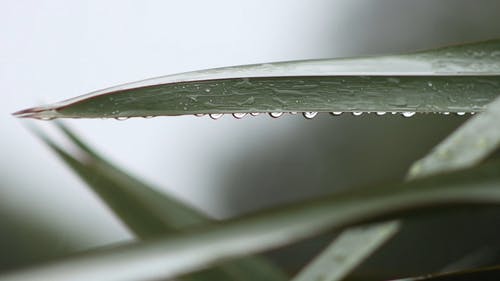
[2,157,500,281]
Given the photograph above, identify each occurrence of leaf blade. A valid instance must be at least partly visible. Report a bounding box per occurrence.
[14,39,500,119]
[31,123,287,281]
[3,160,500,281]
[291,222,399,281]
[409,96,500,178]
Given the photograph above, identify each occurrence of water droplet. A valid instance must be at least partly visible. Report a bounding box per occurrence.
[456,112,466,116]
[115,117,129,121]
[471,112,476,115]
[232,113,247,119]
[290,112,298,115]
[427,82,433,87]
[330,112,342,116]
[194,114,206,117]
[205,88,211,93]
[352,112,363,116]
[209,113,223,120]
[391,112,398,115]
[442,112,450,115]
[303,112,318,119]
[376,112,386,116]
[250,112,260,116]
[402,112,415,118]
[269,112,283,118]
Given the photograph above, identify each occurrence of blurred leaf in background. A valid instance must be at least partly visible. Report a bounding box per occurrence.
[30,122,287,281]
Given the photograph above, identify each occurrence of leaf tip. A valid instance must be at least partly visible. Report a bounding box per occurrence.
[12,105,59,120]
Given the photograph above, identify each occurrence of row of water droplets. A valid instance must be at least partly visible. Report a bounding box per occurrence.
[109,111,473,121]
[188,111,473,120]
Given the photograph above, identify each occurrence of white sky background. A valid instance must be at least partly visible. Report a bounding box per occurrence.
[2,0,500,248]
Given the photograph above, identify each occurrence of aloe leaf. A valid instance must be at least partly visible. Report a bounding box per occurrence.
[3,159,500,281]
[31,124,287,281]
[292,95,500,281]
[13,39,500,120]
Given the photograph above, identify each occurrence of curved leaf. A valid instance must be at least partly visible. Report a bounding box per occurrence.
[13,39,500,119]
[2,160,500,281]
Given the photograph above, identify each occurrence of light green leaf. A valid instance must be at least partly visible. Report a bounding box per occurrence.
[13,39,500,120]
[291,222,398,281]
[409,96,500,178]
[2,159,500,281]
[31,123,287,281]
[439,245,500,273]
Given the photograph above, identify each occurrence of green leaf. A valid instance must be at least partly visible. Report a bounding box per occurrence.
[3,159,500,281]
[291,95,500,281]
[13,39,500,120]
[409,96,500,178]
[30,123,287,281]
[52,122,210,232]
[291,222,399,281]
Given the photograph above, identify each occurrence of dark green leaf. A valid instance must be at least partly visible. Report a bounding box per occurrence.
[13,39,500,120]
